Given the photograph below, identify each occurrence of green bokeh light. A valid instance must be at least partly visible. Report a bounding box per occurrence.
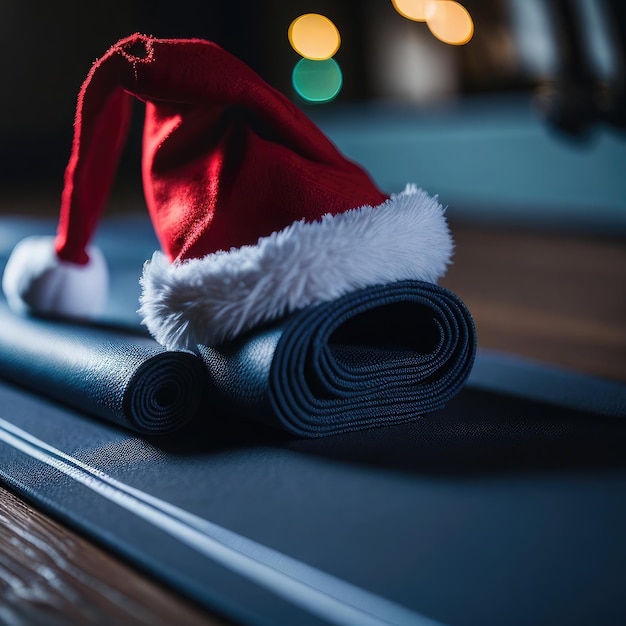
[292,58,343,104]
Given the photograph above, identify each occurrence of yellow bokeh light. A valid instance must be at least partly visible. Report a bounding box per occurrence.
[288,14,341,61]
[425,1,474,45]
[391,0,436,22]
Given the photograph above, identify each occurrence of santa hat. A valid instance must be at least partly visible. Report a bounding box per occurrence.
[2,33,452,350]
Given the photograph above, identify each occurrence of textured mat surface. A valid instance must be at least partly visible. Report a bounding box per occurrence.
[0,355,625,626]
[198,279,475,436]
[0,301,206,433]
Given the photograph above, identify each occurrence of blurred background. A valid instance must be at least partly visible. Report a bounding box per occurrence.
[0,0,624,231]
[0,0,624,377]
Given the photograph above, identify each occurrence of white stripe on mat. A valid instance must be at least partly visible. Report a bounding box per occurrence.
[0,417,446,626]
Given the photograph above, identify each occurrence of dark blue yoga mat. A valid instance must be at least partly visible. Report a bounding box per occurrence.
[1,216,626,625]
[0,215,476,437]
[199,279,475,437]
[0,352,625,626]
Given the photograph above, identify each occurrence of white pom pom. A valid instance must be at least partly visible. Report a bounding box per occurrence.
[2,236,108,319]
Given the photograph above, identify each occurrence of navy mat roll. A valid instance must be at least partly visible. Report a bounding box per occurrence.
[0,302,206,434]
[0,280,474,438]
[0,216,476,437]
[198,280,477,437]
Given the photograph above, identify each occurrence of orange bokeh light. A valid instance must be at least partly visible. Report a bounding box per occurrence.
[288,14,341,60]
[426,1,474,45]
[391,0,435,22]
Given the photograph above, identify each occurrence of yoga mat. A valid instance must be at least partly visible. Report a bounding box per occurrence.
[0,215,476,437]
[0,301,206,434]
[199,280,476,437]
[0,353,625,626]
[0,278,475,437]
[1,218,625,626]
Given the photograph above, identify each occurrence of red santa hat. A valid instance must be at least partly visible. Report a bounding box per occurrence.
[2,33,452,350]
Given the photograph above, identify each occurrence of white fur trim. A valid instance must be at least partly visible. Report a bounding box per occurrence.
[139,185,453,350]
[2,236,108,319]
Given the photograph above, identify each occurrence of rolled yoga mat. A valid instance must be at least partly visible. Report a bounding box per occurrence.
[199,280,477,437]
[0,301,206,434]
[0,279,475,437]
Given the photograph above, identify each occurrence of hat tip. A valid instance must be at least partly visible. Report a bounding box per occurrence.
[2,236,108,320]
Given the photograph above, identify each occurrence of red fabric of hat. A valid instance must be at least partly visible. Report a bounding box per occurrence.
[2,34,453,349]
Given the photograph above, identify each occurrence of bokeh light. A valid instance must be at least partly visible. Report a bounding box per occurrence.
[288,14,341,60]
[292,58,343,103]
[391,0,435,22]
[425,1,474,45]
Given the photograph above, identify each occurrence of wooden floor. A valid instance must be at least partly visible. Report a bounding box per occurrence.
[441,223,626,382]
[0,222,625,625]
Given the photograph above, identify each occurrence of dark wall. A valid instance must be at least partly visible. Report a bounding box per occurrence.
[2,0,623,187]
